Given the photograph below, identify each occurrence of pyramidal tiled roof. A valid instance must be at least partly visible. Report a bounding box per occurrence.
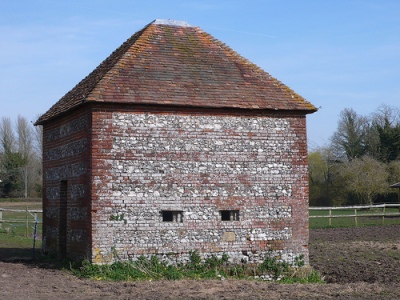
[36,19,316,124]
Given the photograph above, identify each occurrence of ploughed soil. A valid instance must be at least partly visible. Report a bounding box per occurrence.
[1,225,400,299]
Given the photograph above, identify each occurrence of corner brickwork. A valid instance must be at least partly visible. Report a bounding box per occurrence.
[42,112,91,260]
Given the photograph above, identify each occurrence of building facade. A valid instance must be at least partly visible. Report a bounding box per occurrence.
[36,19,316,264]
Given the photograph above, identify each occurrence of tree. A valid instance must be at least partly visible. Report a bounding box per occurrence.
[17,115,33,198]
[33,119,43,162]
[0,116,42,198]
[371,104,400,128]
[1,151,25,196]
[376,121,400,162]
[32,120,43,197]
[0,117,21,196]
[368,105,400,162]
[331,108,369,161]
[325,105,400,205]
[308,147,337,206]
[388,160,400,184]
[338,156,389,205]
[0,117,16,154]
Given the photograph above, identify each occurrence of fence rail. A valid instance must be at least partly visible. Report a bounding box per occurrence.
[1,204,400,236]
[0,207,43,237]
[309,203,400,226]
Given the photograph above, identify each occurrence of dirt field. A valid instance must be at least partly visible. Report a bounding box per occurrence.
[1,225,400,299]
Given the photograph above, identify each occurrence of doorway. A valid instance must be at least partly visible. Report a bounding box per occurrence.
[59,180,68,259]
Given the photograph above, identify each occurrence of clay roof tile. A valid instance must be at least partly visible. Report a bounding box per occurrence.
[36,19,317,125]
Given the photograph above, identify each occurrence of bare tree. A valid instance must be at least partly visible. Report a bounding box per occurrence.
[331,108,369,161]
[17,116,33,157]
[17,115,34,198]
[371,104,400,127]
[33,122,43,161]
[32,116,43,197]
[0,117,16,154]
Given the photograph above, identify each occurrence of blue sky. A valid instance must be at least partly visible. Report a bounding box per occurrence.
[1,0,399,148]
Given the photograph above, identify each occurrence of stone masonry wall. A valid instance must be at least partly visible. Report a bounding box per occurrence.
[91,108,309,265]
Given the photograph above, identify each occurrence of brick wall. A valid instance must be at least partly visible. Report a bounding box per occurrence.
[90,107,309,265]
[42,110,92,260]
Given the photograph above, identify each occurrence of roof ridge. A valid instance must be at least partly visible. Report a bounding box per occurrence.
[152,19,192,27]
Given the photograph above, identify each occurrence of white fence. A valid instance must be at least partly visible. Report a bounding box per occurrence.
[309,203,400,226]
[1,204,400,235]
[0,207,43,237]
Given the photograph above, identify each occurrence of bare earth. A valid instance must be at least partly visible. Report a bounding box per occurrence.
[1,225,400,299]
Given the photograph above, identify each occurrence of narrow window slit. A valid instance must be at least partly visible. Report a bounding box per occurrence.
[162,210,183,222]
[220,210,239,221]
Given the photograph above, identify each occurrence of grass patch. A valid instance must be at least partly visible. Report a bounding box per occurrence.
[71,251,324,283]
[0,232,41,249]
[0,200,42,240]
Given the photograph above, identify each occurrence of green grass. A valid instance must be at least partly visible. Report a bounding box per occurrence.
[0,220,42,237]
[0,200,42,249]
[0,232,41,248]
[0,203,43,260]
[71,251,324,283]
[309,207,400,229]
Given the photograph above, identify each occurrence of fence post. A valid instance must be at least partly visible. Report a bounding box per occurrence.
[329,209,332,226]
[354,209,358,226]
[382,204,386,225]
[0,208,2,229]
[26,206,29,238]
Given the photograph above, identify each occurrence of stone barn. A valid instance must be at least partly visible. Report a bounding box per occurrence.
[35,19,317,264]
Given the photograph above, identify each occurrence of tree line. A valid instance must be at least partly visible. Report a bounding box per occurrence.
[309,104,400,206]
[0,116,42,198]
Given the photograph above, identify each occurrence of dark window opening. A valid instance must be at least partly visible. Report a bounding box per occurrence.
[162,210,183,222]
[220,210,239,221]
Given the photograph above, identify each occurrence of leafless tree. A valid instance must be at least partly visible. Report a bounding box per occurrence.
[17,115,34,198]
[0,117,16,154]
[331,108,369,161]
[371,104,400,127]
[32,116,43,197]
[33,114,43,163]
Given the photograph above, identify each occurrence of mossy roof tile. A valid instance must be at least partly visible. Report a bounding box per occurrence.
[36,19,317,125]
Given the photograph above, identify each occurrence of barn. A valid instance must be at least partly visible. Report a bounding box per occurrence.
[35,19,317,264]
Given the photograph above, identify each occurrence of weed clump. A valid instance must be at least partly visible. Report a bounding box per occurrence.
[71,251,324,283]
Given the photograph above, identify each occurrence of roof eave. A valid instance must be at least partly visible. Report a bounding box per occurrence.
[34,101,317,126]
